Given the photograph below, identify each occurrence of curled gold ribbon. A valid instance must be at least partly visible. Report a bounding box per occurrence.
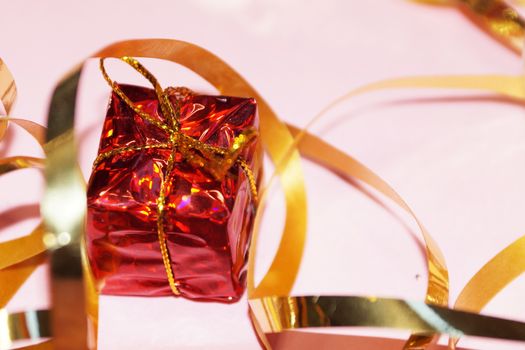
[0,59,16,115]
[2,3,525,347]
[39,39,525,350]
[249,295,525,342]
[403,10,525,348]
[449,234,525,348]
[413,0,525,53]
[0,60,54,349]
[0,1,521,348]
[254,0,525,336]
[0,118,48,271]
[255,76,524,347]
[0,309,51,347]
[267,116,525,349]
[43,40,308,304]
[34,2,525,344]
[42,39,308,350]
[0,117,52,350]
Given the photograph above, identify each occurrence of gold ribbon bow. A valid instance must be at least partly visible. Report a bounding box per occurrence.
[96,57,259,295]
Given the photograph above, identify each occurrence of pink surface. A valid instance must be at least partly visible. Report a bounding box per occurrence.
[2,0,525,349]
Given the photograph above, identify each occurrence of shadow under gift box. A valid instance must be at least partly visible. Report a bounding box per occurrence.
[86,84,261,302]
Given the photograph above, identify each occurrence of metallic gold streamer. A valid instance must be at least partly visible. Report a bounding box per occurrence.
[44,39,307,300]
[255,75,525,348]
[0,59,16,115]
[17,342,53,350]
[0,117,52,349]
[448,234,525,348]
[0,118,49,272]
[277,120,525,349]
[455,234,525,313]
[414,0,525,53]
[459,0,525,52]
[249,296,525,342]
[7,0,521,343]
[42,39,308,350]
[80,238,98,350]
[0,254,46,310]
[0,310,51,346]
[0,12,513,350]
[273,75,525,349]
[410,3,525,346]
[0,156,45,175]
[36,40,525,350]
[0,223,46,271]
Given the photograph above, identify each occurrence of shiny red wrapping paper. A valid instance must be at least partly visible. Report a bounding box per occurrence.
[86,84,261,302]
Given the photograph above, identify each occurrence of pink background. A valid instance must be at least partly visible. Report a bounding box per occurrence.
[2,0,525,348]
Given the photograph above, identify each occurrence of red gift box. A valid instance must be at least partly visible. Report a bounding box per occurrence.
[86,83,261,302]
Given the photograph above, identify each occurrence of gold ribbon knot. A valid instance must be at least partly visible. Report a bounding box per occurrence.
[95,57,259,295]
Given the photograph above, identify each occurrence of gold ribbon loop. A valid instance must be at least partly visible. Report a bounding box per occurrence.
[449,234,525,348]
[0,118,49,270]
[0,224,46,271]
[0,118,47,147]
[0,156,45,175]
[41,37,525,350]
[0,59,16,116]
[0,309,51,346]
[42,39,308,349]
[0,117,52,350]
[413,0,525,53]
[250,295,525,342]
